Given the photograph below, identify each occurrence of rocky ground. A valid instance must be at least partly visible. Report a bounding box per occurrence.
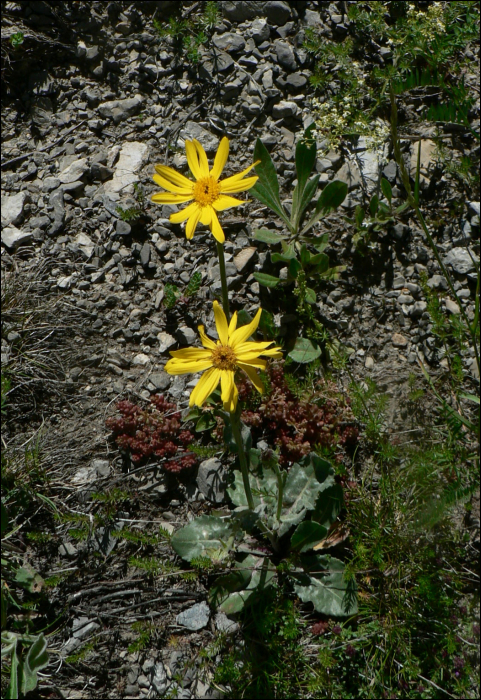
[1,2,480,698]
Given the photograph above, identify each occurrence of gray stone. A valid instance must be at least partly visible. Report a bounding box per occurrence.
[444,247,478,275]
[98,95,143,123]
[140,243,151,267]
[42,176,61,192]
[392,223,409,241]
[90,162,114,181]
[58,542,77,558]
[222,1,266,22]
[251,17,270,45]
[336,160,362,190]
[48,189,65,235]
[149,372,171,390]
[176,602,210,631]
[285,72,307,94]
[393,276,406,290]
[213,32,246,53]
[272,100,299,119]
[104,142,149,194]
[132,353,150,366]
[214,612,239,635]
[73,232,95,258]
[72,617,100,640]
[398,294,414,304]
[158,332,177,354]
[427,274,448,290]
[468,201,480,217]
[264,1,291,25]
[196,458,229,504]
[176,327,197,345]
[151,662,168,695]
[364,356,375,369]
[58,158,88,184]
[392,333,408,348]
[274,40,297,71]
[1,226,33,248]
[199,51,234,80]
[303,9,323,27]
[444,299,460,315]
[1,191,28,226]
[409,301,428,318]
[234,246,257,273]
[179,121,219,152]
[115,220,131,236]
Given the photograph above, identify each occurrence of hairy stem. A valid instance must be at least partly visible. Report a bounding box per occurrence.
[216,241,230,321]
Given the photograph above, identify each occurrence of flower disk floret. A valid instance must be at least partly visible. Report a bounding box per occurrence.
[151,136,259,244]
[164,301,282,413]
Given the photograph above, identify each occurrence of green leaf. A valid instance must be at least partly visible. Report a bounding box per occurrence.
[459,393,480,405]
[288,338,322,363]
[302,181,348,234]
[319,264,346,281]
[251,139,291,227]
[259,310,277,339]
[378,201,390,215]
[354,205,365,228]
[300,244,311,267]
[381,177,393,202]
[288,257,302,280]
[276,459,332,537]
[253,272,280,289]
[211,554,277,614]
[195,413,216,432]
[369,194,379,216]
[253,228,287,245]
[305,287,316,304]
[227,467,278,512]
[395,201,410,214]
[295,123,317,193]
[250,182,291,228]
[301,232,329,253]
[312,483,344,529]
[171,515,236,563]
[291,521,328,553]
[292,554,358,616]
[236,309,253,328]
[309,252,329,273]
[20,633,49,695]
[292,174,320,231]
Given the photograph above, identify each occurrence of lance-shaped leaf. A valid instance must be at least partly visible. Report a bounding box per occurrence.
[253,228,287,245]
[171,515,236,563]
[253,272,280,288]
[210,553,277,614]
[291,125,317,228]
[275,456,334,537]
[312,483,344,530]
[251,139,291,228]
[381,177,392,202]
[292,554,358,616]
[309,252,329,273]
[292,174,320,232]
[288,337,321,364]
[302,180,348,234]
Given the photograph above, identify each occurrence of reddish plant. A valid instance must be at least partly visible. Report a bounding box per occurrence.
[106,394,197,473]
[238,362,359,465]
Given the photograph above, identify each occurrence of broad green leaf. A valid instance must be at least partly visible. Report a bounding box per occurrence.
[369,194,379,216]
[276,457,333,537]
[20,633,49,695]
[253,272,280,288]
[271,249,296,263]
[309,252,329,273]
[293,554,358,616]
[250,182,291,228]
[378,201,390,215]
[288,337,321,364]
[291,521,328,553]
[395,201,410,214]
[288,257,301,280]
[236,309,253,328]
[312,483,344,529]
[301,232,329,253]
[381,177,393,202]
[302,181,348,234]
[253,228,286,245]
[305,287,316,304]
[295,123,317,193]
[195,413,216,432]
[15,565,43,594]
[354,205,365,228]
[171,515,236,563]
[459,393,480,405]
[212,554,277,614]
[299,452,335,486]
[259,309,277,340]
[227,467,277,513]
[300,244,310,267]
[319,264,346,281]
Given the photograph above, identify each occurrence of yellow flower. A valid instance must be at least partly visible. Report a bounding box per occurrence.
[151,136,259,244]
[164,301,282,413]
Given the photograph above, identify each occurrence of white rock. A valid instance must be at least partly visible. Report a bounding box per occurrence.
[1,225,33,248]
[132,353,150,366]
[1,191,28,226]
[73,232,95,258]
[58,158,89,184]
[103,141,149,194]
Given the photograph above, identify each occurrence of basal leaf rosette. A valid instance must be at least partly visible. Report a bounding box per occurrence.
[152,136,260,244]
[164,301,282,413]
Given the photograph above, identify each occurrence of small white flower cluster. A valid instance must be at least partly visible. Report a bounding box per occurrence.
[311,97,389,153]
[403,1,446,43]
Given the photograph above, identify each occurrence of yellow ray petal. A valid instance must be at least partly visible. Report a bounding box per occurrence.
[189,367,221,407]
[152,173,193,195]
[219,175,259,194]
[200,206,213,226]
[209,209,225,243]
[185,140,203,180]
[211,136,229,180]
[221,369,234,405]
[165,358,214,375]
[169,348,212,360]
[169,201,199,224]
[212,194,245,211]
[155,164,194,189]
[230,308,262,347]
[235,356,267,369]
[151,192,193,204]
[238,363,264,394]
[186,206,202,239]
[235,341,278,354]
[193,139,209,177]
[198,325,217,350]
[213,300,229,345]
[228,382,239,413]
[228,311,237,336]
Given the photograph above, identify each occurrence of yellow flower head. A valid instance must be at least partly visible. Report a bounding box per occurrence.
[151,136,259,244]
[164,301,282,413]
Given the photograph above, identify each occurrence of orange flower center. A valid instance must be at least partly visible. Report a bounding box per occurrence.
[211,344,237,371]
[193,175,221,207]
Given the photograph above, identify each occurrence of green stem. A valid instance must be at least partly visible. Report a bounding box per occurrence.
[230,413,255,511]
[216,241,230,321]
